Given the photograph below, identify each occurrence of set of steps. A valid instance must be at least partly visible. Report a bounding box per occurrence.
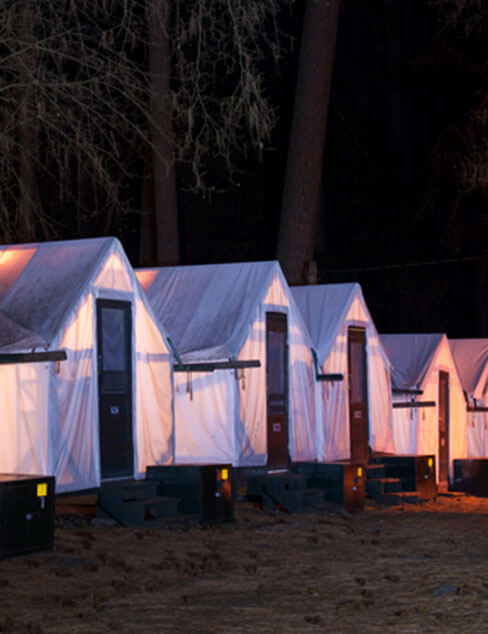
[246,472,333,513]
[96,480,187,528]
[365,463,419,505]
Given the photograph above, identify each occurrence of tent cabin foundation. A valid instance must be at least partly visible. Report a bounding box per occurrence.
[146,465,234,523]
[292,462,365,512]
[239,462,364,513]
[0,474,55,558]
[368,454,437,502]
[452,459,488,496]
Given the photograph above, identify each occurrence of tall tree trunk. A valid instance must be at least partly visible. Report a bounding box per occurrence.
[384,0,410,186]
[146,0,180,266]
[277,0,341,285]
[139,149,157,265]
[17,2,41,243]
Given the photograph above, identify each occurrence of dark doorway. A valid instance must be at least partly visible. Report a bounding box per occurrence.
[438,370,450,484]
[266,312,289,469]
[347,326,370,464]
[96,299,133,479]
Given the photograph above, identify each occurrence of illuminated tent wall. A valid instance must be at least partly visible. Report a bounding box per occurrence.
[136,261,316,467]
[291,283,394,462]
[381,333,466,482]
[0,237,173,493]
[450,338,488,458]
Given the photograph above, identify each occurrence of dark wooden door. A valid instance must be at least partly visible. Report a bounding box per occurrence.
[97,299,133,479]
[347,327,370,464]
[266,312,289,469]
[438,371,450,484]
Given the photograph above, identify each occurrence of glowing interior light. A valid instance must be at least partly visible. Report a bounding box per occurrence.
[0,247,36,299]
[135,269,158,292]
[94,253,132,291]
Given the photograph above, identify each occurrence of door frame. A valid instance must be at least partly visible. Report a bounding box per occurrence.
[96,297,134,480]
[438,370,450,485]
[265,311,290,470]
[347,326,370,463]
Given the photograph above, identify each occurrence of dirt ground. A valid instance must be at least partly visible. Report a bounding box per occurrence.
[2,494,488,633]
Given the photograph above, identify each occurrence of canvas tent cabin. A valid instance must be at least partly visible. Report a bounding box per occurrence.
[290,283,394,465]
[136,261,316,470]
[449,338,488,458]
[381,333,466,484]
[0,237,173,493]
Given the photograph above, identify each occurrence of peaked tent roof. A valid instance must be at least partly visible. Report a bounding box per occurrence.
[450,338,488,401]
[380,333,445,391]
[137,261,291,362]
[291,282,378,364]
[0,237,120,351]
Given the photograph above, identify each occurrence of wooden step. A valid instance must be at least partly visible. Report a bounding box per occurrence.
[302,488,327,507]
[140,514,201,529]
[97,495,180,527]
[382,491,419,506]
[366,464,387,478]
[119,481,159,501]
[366,477,402,501]
[383,478,403,493]
[97,480,183,527]
[99,480,158,507]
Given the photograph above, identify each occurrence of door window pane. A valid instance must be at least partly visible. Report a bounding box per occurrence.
[101,306,128,393]
[349,340,366,402]
[267,329,286,412]
[101,307,126,372]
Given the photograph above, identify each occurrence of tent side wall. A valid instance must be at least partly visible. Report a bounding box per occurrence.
[236,271,317,466]
[0,361,50,476]
[50,293,99,493]
[172,368,238,465]
[133,295,173,471]
[466,410,488,457]
[391,393,419,455]
[468,378,488,457]
[319,334,350,461]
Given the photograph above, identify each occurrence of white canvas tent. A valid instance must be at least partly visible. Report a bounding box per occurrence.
[0,237,174,493]
[381,333,466,483]
[136,261,316,468]
[291,283,394,463]
[450,338,488,458]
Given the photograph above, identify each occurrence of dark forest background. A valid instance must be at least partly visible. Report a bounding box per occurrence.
[178,0,488,338]
[2,0,487,337]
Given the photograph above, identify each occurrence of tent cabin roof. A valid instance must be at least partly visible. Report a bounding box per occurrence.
[136,260,290,362]
[291,282,381,365]
[449,338,488,402]
[380,333,445,391]
[0,237,125,353]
